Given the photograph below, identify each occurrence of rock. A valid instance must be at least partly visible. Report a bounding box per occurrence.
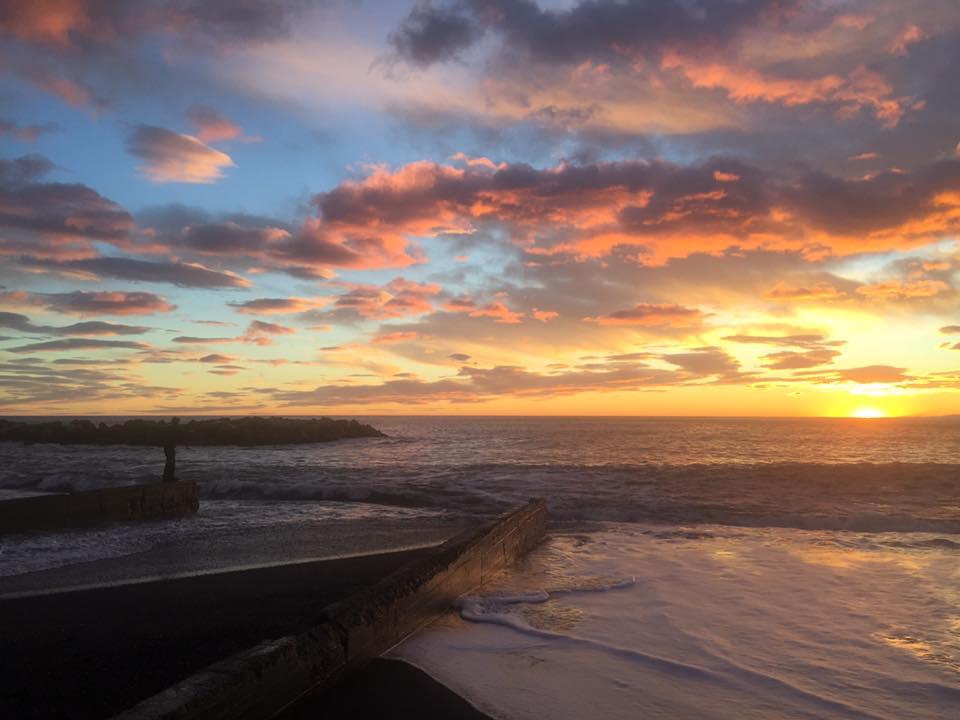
[0,416,385,447]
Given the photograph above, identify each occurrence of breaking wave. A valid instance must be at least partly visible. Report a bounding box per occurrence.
[2,415,958,535]
[2,453,959,533]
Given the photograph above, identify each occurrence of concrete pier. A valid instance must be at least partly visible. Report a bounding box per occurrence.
[113,498,547,720]
[1,549,427,720]
[0,481,199,534]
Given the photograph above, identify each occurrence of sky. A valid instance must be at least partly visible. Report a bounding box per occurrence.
[0,0,958,417]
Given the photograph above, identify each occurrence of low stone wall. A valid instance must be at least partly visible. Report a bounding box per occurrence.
[113,498,547,720]
[0,482,199,534]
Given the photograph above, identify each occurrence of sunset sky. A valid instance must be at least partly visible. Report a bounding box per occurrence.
[1,0,959,416]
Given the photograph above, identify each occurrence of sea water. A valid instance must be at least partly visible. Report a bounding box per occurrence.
[395,525,960,719]
[1,417,959,716]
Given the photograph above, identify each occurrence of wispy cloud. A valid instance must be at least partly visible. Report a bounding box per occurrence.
[127,125,235,184]
[0,291,176,316]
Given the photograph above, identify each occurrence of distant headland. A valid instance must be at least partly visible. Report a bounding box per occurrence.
[0,417,385,446]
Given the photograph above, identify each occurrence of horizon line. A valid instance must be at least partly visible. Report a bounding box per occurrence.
[1,413,956,420]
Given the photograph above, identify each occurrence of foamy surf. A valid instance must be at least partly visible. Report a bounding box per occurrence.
[393,524,960,720]
[3,439,959,534]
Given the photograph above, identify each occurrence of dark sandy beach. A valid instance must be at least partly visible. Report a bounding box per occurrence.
[1,547,483,720]
[281,657,493,720]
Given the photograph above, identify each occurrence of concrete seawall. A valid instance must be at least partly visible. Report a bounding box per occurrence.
[113,498,547,720]
[0,482,199,534]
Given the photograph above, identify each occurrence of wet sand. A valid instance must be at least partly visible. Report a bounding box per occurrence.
[281,658,494,720]
[1,548,427,720]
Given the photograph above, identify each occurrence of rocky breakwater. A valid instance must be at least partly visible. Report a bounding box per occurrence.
[0,417,385,533]
[0,416,385,446]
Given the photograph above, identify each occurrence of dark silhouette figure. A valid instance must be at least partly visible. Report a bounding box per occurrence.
[162,417,180,482]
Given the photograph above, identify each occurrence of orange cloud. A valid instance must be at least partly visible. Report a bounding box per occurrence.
[306,156,960,265]
[761,348,841,370]
[807,365,912,384]
[856,279,949,301]
[588,303,706,327]
[468,301,523,324]
[723,333,841,348]
[661,51,912,127]
[765,282,847,302]
[532,309,559,322]
[373,331,418,344]
[713,171,740,182]
[312,157,773,263]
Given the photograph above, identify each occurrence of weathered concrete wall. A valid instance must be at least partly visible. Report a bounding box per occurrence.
[0,482,199,534]
[113,498,547,720]
[325,497,546,663]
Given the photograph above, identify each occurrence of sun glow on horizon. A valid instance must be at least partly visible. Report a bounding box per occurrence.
[850,407,888,419]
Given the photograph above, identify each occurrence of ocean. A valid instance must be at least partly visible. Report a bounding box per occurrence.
[2,416,959,717]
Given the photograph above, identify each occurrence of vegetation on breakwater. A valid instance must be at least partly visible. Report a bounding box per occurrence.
[0,416,385,446]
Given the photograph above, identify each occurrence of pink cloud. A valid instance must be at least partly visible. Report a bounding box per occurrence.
[0,154,132,253]
[241,320,296,346]
[311,278,442,322]
[0,119,59,142]
[28,70,94,106]
[228,297,329,315]
[126,125,234,184]
[185,104,256,143]
[0,2,93,45]
[890,24,925,56]
[0,290,175,316]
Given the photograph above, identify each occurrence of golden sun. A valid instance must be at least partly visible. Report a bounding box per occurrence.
[851,407,887,419]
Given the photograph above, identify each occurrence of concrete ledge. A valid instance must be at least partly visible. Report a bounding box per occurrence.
[0,482,199,534]
[113,498,547,720]
[112,626,346,720]
[324,498,546,663]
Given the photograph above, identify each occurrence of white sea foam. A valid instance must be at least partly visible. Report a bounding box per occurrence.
[394,525,960,720]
